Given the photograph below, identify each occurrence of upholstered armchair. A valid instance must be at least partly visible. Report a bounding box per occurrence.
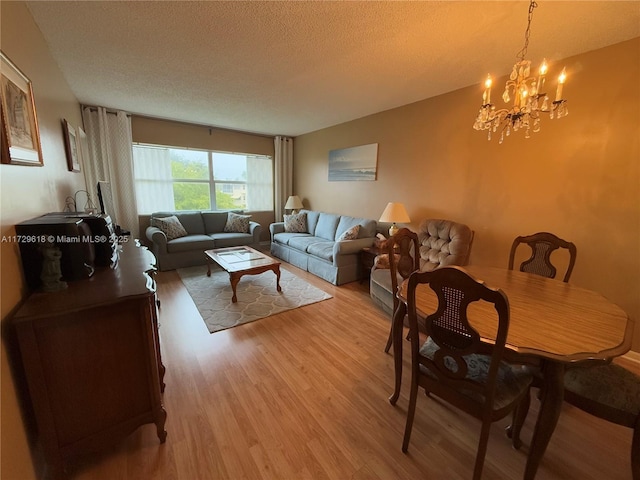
[369,218,474,316]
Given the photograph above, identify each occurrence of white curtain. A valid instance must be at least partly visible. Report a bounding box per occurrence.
[274,136,293,221]
[82,106,139,238]
[246,154,274,211]
[131,145,175,214]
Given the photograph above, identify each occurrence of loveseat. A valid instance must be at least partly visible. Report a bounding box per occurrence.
[146,210,262,271]
[370,218,474,314]
[269,209,377,285]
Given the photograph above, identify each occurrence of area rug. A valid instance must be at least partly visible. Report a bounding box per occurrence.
[177,265,333,333]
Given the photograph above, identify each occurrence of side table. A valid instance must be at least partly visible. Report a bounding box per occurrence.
[360,246,383,284]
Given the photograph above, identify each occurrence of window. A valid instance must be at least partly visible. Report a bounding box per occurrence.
[132,144,273,214]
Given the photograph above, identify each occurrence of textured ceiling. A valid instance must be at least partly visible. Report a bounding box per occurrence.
[25,1,640,137]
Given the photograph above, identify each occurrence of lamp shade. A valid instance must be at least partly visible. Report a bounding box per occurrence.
[378,202,410,223]
[284,195,303,210]
[379,202,410,237]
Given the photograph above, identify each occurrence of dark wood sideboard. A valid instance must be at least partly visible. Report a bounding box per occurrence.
[12,239,166,479]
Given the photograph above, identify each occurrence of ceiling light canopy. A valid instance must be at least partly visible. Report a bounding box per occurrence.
[473,0,569,143]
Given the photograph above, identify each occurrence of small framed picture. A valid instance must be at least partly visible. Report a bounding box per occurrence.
[0,51,44,166]
[62,119,80,172]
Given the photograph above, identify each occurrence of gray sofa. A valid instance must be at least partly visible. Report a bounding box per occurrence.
[269,209,377,285]
[370,218,474,315]
[146,210,262,271]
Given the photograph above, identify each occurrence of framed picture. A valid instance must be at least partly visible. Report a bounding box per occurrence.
[62,119,80,172]
[328,143,378,181]
[0,51,44,166]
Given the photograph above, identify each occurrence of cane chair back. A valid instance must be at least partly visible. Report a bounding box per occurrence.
[508,232,577,282]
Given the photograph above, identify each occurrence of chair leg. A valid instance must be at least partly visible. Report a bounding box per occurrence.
[632,417,639,480]
[473,419,492,480]
[402,376,420,453]
[507,389,531,450]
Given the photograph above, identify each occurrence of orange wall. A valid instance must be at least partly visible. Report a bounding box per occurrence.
[1,2,86,478]
[294,38,640,351]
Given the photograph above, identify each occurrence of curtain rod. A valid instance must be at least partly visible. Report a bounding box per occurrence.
[81,104,131,117]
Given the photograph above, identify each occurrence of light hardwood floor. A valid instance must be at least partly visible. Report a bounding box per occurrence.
[65,260,638,480]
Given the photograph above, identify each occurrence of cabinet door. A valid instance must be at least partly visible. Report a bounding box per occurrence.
[17,297,166,461]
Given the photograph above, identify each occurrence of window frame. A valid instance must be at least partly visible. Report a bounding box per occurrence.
[132,143,273,213]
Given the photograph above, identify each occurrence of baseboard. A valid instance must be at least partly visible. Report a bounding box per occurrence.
[622,350,640,364]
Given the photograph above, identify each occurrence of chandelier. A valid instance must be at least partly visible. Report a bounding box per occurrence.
[473,0,568,143]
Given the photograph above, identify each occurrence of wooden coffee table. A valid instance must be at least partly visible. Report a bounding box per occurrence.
[205,246,281,303]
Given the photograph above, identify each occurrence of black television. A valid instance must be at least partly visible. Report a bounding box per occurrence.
[97,181,129,236]
[97,181,115,222]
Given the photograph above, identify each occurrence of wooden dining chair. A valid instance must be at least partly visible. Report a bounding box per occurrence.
[508,232,577,282]
[563,363,640,479]
[402,266,533,480]
[507,232,577,446]
[382,227,420,353]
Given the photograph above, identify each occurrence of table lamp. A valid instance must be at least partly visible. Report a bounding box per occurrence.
[284,195,304,214]
[378,202,410,237]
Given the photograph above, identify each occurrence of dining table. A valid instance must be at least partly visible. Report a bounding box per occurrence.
[388,264,634,480]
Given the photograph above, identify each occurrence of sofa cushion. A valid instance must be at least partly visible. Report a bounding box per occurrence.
[177,212,205,234]
[202,211,229,234]
[210,232,254,248]
[315,213,340,241]
[337,215,377,239]
[284,212,307,233]
[337,224,360,241]
[273,232,311,246]
[300,210,320,235]
[152,215,188,240]
[335,216,361,240]
[166,234,214,253]
[289,235,324,252]
[307,242,334,262]
[224,212,251,233]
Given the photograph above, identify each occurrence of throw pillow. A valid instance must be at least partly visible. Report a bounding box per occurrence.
[338,224,360,241]
[284,213,307,233]
[224,212,251,233]
[151,215,188,240]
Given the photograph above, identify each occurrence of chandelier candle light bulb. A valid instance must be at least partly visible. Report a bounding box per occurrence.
[483,75,492,104]
[472,0,569,143]
[556,68,567,101]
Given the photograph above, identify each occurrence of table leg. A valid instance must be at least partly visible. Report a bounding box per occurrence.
[229,273,241,303]
[523,361,565,480]
[274,266,281,292]
[206,258,212,276]
[389,302,406,406]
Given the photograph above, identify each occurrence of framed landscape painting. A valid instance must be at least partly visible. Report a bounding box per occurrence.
[0,51,44,166]
[328,143,378,181]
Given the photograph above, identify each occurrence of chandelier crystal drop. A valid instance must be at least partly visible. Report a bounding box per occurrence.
[473,0,569,143]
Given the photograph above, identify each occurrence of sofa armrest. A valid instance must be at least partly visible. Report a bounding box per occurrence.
[146,226,168,254]
[249,221,262,244]
[333,237,375,256]
[270,222,285,239]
